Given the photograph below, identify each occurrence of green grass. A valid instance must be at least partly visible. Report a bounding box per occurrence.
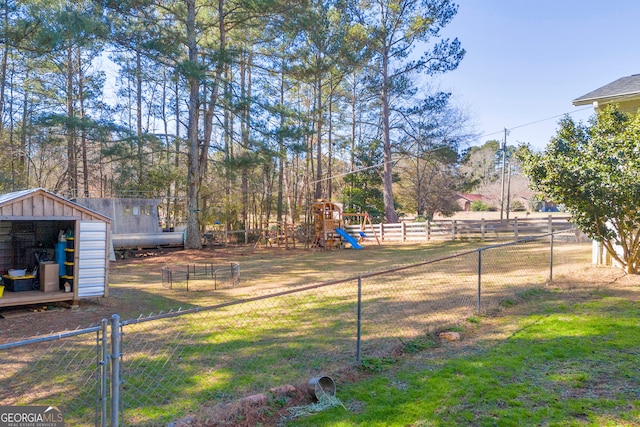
[2,240,596,425]
[287,292,640,426]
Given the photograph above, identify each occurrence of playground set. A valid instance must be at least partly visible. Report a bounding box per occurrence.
[255,199,379,251]
[255,223,298,249]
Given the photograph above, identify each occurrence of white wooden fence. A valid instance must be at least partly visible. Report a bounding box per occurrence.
[212,215,577,246]
[344,215,575,242]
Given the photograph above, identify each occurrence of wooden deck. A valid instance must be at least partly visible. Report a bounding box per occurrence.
[0,289,74,308]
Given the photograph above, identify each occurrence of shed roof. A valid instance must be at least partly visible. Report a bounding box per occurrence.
[573,74,640,106]
[0,188,111,222]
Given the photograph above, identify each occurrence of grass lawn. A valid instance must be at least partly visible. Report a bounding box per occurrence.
[1,237,604,426]
[285,269,640,427]
[105,240,490,319]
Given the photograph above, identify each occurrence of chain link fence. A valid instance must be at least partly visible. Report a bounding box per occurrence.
[0,231,591,426]
[0,324,108,426]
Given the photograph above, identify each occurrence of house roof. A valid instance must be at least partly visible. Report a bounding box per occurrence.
[0,188,111,222]
[573,74,640,106]
[457,193,484,202]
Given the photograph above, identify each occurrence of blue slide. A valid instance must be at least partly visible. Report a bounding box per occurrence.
[335,228,363,249]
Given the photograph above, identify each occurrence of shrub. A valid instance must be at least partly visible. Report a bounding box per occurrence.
[470,200,492,211]
[510,200,526,211]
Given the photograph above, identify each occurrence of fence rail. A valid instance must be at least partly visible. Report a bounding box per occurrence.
[345,215,574,242]
[213,215,573,246]
[0,230,591,426]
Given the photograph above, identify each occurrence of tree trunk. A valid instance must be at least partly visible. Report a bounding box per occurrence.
[314,72,323,199]
[9,67,16,189]
[78,49,89,197]
[199,0,226,177]
[349,71,357,211]
[277,54,285,222]
[327,76,333,200]
[381,48,398,223]
[284,160,295,222]
[20,69,28,186]
[168,74,181,229]
[0,7,8,134]
[136,47,143,184]
[223,63,232,197]
[161,67,171,230]
[240,49,251,242]
[66,46,77,196]
[185,0,202,249]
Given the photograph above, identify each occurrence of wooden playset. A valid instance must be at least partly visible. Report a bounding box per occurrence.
[311,199,379,250]
[253,199,379,251]
[255,222,297,249]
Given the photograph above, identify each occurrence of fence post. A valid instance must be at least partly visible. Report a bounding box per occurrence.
[548,215,553,234]
[477,250,482,314]
[549,233,554,284]
[514,217,519,240]
[110,314,121,427]
[481,218,485,241]
[451,220,456,240]
[356,275,362,363]
[426,220,431,241]
[401,221,406,242]
[100,318,109,427]
[379,223,384,242]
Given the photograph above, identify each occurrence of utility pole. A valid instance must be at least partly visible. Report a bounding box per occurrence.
[506,161,512,220]
[500,128,507,221]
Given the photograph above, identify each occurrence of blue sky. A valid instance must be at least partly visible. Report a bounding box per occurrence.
[436,0,640,150]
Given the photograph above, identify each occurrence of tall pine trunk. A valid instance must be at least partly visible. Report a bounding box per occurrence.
[314,72,323,199]
[66,46,77,196]
[381,47,398,223]
[78,49,89,197]
[136,47,143,184]
[185,0,202,249]
[0,7,8,134]
[277,54,286,223]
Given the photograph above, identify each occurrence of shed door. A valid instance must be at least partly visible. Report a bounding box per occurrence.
[78,221,107,297]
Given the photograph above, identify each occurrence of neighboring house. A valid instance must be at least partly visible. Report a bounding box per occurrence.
[457,192,538,212]
[574,76,632,269]
[573,74,640,113]
[456,194,485,211]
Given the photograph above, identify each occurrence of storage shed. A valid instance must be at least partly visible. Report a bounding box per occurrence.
[0,188,111,308]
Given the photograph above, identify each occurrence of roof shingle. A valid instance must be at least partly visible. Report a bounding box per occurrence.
[573,74,640,105]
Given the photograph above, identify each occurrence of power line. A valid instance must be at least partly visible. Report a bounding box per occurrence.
[480,106,593,139]
[313,107,595,185]
[310,144,453,184]
[310,160,390,185]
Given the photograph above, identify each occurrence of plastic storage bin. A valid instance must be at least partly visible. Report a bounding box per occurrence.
[3,275,35,292]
